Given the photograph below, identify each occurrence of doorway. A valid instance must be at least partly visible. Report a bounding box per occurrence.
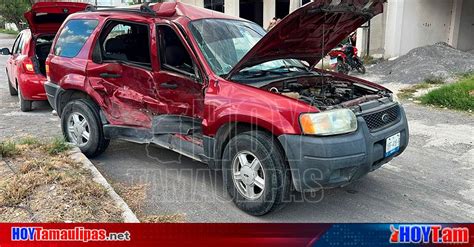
[276,0,289,19]
[240,0,263,26]
[204,0,225,13]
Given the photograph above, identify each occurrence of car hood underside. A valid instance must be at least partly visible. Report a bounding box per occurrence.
[226,0,384,78]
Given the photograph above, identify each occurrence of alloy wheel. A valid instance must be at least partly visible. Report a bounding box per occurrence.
[66,112,90,147]
[232,151,265,200]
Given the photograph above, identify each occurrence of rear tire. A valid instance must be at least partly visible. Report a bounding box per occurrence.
[61,99,109,158]
[18,87,32,112]
[222,130,291,216]
[7,71,17,96]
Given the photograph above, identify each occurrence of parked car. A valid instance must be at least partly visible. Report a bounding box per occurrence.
[1,2,90,111]
[45,1,409,215]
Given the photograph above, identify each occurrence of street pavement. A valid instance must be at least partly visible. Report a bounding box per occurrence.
[1,33,473,222]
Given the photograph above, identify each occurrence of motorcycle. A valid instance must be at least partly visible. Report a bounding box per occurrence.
[328,44,366,74]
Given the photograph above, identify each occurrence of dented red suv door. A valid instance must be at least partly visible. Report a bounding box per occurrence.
[85,19,158,128]
[154,24,204,118]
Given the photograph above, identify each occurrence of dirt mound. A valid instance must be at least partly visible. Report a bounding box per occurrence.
[368,43,474,84]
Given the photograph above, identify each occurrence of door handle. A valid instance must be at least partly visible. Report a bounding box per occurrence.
[160,82,178,89]
[100,73,121,79]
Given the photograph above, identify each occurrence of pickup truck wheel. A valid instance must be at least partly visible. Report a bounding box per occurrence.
[18,87,32,112]
[223,131,291,216]
[7,71,17,96]
[61,99,109,158]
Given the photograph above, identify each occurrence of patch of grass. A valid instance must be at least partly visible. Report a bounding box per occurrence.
[419,75,474,111]
[424,76,445,85]
[0,141,18,158]
[398,83,432,99]
[18,136,41,146]
[0,139,122,222]
[0,28,19,35]
[46,137,71,155]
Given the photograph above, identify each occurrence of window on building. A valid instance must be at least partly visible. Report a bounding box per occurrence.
[240,0,263,26]
[204,0,224,13]
[276,0,290,19]
[54,20,98,58]
[302,0,311,5]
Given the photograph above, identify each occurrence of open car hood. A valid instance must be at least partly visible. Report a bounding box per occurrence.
[24,2,91,34]
[226,0,383,79]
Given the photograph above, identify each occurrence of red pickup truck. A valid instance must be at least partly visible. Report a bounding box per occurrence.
[44,0,409,215]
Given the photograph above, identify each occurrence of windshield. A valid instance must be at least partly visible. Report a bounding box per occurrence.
[189,18,308,77]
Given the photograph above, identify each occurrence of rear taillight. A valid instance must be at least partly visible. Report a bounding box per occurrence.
[22,57,41,75]
[23,58,35,74]
[45,60,50,81]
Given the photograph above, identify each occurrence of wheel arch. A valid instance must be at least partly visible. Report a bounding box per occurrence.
[213,122,288,172]
[56,89,107,124]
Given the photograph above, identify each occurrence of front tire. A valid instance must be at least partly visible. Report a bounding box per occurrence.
[222,131,291,216]
[61,99,109,157]
[18,87,32,112]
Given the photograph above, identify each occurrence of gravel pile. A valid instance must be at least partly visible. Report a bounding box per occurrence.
[367,42,474,84]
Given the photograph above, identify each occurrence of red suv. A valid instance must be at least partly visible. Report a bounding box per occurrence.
[45,1,409,215]
[1,2,90,111]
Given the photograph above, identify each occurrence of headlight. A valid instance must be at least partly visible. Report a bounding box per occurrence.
[299,109,358,135]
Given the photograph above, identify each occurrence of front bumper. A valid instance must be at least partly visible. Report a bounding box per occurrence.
[278,105,409,192]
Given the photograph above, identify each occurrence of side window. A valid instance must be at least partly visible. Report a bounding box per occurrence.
[158,25,196,76]
[54,19,98,58]
[12,34,22,54]
[99,21,151,67]
[17,33,27,54]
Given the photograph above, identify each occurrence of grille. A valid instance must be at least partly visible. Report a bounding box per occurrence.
[362,105,400,132]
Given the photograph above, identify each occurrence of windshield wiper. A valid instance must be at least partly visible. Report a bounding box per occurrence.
[238,69,289,78]
[266,65,310,72]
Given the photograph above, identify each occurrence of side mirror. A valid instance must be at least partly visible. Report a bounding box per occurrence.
[1,48,11,55]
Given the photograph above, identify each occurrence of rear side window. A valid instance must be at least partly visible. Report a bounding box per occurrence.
[54,19,98,58]
[12,34,22,54]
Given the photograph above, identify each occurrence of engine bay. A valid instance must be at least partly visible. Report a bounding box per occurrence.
[262,76,392,111]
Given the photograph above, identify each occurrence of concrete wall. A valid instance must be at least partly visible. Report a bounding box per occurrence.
[180,0,204,7]
[368,4,387,56]
[457,0,474,51]
[400,0,453,55]
[384,0,456,58]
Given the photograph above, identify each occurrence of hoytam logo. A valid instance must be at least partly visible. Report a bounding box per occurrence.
[390,225,469,244]
[11,227,131,242]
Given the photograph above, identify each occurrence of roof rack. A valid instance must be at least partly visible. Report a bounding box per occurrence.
[140,2,156,16]
[85,2,160,17]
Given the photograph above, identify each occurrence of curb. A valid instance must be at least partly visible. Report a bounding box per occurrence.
[68,147,140,223]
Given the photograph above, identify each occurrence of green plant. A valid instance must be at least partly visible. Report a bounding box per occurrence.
[0,0,31,31]
[18,136,41,146]
[46,137,71,155]
[0,141,18,158]
[420,75,474,111]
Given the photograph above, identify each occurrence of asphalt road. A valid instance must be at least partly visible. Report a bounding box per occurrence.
[1,33,473,222]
